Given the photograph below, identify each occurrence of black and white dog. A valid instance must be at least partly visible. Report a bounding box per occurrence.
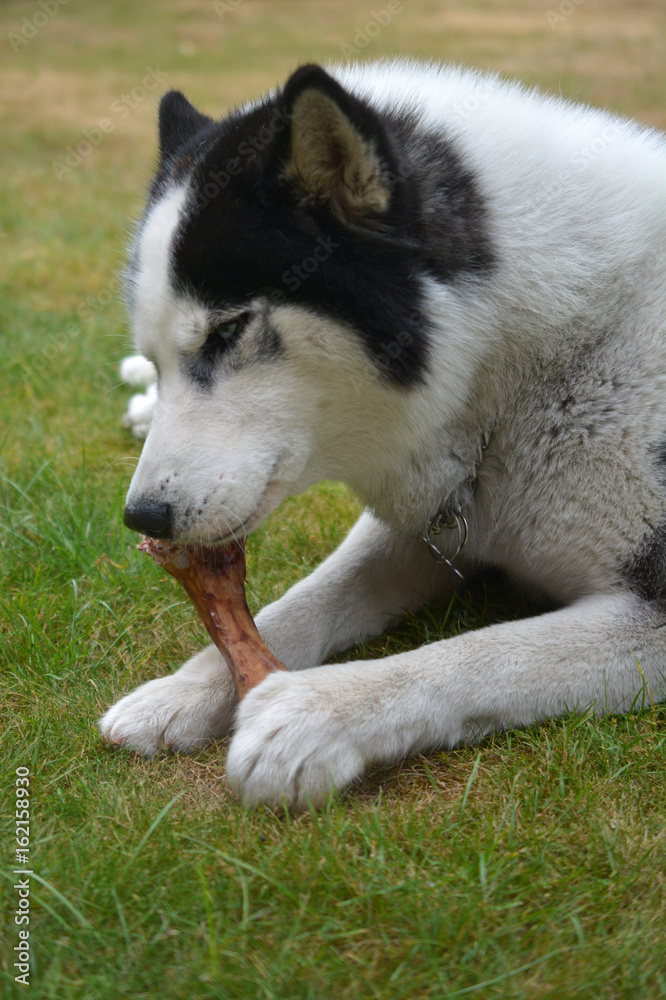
[100,61,666,809]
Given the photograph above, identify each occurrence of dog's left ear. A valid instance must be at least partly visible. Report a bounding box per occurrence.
[158,91,214,166]
[267,65,403,226]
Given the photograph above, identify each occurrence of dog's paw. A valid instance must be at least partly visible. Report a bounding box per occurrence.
[99,673,235,755]
[123,383,157,439]
[119,354,157,388]
[225,667,368,810]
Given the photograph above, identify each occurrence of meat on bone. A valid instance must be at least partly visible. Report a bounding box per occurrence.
[138,536,287,699]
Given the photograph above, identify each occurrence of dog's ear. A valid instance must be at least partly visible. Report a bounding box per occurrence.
[158,91,214,165]
[268,65,403,227]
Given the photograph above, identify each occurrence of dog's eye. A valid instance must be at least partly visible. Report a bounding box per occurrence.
[190,312,250,385]
[204,313,249,354]
[212,318,241,342]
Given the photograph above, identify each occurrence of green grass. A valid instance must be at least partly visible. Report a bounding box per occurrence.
[1,1,665,997]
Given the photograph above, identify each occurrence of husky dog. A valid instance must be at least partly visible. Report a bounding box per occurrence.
[100,61,666,809]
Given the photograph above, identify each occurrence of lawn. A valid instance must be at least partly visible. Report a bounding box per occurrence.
[1,1,665,997]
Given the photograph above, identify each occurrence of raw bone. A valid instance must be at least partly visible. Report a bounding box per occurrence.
[139,536,287,699]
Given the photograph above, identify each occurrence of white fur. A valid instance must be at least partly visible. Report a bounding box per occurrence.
[123,382,157,439]
[119,354,157,388]
[228,591,663,810]
[101,645,236,753]
[104,61,666,809]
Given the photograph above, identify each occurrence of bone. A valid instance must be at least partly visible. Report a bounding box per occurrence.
[138,536,287,699]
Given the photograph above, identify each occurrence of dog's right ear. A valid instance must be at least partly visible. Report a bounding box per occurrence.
[158,91,214,166]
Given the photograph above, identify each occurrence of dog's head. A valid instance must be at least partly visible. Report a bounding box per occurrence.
[123,64,430,543]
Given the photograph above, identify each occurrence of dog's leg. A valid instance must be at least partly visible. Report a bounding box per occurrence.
[254,510,455,670]
[226,592,666,810]
[99,511,451,754]
[98,645,237,755]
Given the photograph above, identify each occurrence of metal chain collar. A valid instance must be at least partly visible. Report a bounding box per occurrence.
[422,430,491,579]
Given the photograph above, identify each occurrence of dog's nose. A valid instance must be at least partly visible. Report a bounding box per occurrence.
[123,499,172,538]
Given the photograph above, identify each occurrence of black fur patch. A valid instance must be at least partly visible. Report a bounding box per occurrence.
[159,91,214,168]
[141,67,496,386]
[386,109,495,280]
[623,524,666,606]
[183,313,250,387]
[183,313,285,388]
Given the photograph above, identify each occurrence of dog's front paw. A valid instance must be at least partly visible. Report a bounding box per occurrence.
[99,672,235,755]
[225,667,367,810]
[123,384,157,439]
